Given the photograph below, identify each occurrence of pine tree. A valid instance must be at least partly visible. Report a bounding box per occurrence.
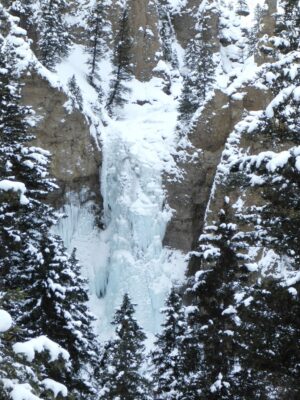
[9,0,36,28]
[106,7,132,113]
[99,294,149,400]
[184,199,250,399]
[86,0,107,89]
[248,4,263,56]
[226,0,300,395]
[275,0,300,53]
[236,0,250,17]
[151,287,187,400]
[67,74,83,111]
[157,0,178,68]
[237,279,300,399]
[38,0,71,70]
[0,32,99,398]
[178,5,216,121]
[18,237,100,398]
[0,308,71,399]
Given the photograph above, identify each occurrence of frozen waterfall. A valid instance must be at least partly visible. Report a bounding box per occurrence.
[55,76,187,340]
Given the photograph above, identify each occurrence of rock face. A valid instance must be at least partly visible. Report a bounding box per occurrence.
[127,0,161,81]
[164,83,274,254]
[18,0,277,260]
[164,91,243,253]
[22,73,101,208]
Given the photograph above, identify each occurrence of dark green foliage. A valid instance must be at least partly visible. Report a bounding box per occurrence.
[178,10,216,120]
[106,7,132,113]
[248,4,263,56]
[225,1,300,396]
[275,0,300,53]
[238,280,300,399]
[185,200,250,399]
[0,30,99,399]
[86,0,107,90]
[99,294,149,400]
[67,75,83,110]
[39,0,71,70]
[151,287,187,400]
[157,0,178,68]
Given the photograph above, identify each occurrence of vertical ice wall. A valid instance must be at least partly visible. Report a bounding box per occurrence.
[55,76,187,340]
[93,78,187,338]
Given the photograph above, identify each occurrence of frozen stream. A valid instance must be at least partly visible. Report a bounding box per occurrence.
[55,76,187,340]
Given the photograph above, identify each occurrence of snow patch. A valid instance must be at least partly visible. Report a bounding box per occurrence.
[13,336,70,363]
[0,310,13,332]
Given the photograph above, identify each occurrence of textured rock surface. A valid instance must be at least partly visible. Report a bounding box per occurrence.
[164,81,275,254]
[127,0,161,81]
[22,73,101,208]
[164,91,243,252]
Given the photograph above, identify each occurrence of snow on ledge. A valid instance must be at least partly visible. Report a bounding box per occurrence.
[13,336,70,363]
[0,180,29,205]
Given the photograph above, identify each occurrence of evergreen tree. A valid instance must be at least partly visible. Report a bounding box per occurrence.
[67,74,83,111]
[151,287,187,400]
[184,199,250,399]
[86,0,107,89]
[39,0,71,70]
[275,0,300,53]
[178,5,216,121]
[157,0,178,68]
[0,32,99,399]
[248,4,263,56]
[106,7,132,113]
[236,0,250,17]
[8,0,36,28]
[0,308,71,399]
[99,294,149,400]
[237,279,300,399]
[227,0,300,395]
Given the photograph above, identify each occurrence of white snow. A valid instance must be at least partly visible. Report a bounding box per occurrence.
[0,309,13,332]
[7,384,40,400]
[13,336,70,363]
[0,180,29,205]
[222,305,237,315]
[41,379,68,398]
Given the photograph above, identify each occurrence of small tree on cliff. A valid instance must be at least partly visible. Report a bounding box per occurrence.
[99,294,149,399]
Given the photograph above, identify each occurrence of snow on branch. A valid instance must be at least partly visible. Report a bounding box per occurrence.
[13,336,70,363]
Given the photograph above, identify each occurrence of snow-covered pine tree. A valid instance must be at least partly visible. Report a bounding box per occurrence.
[19,237,100,398]
[0,31,99,399]
[227,0,300,395]
[0,308,70,399]
[275,0,300,53]
[156,0,178,68]
[178,4,216,121]
[8,0,37,30]
[184,199,249,399]
[236,0,250,17]
[248,4,263,57]
[38,0,71,70]
[237,279,300,399]
[106,7,132,113]
[86,0,107,90]
[151,287,187,400]
[99,293,149,400]
[67,74,83,111]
